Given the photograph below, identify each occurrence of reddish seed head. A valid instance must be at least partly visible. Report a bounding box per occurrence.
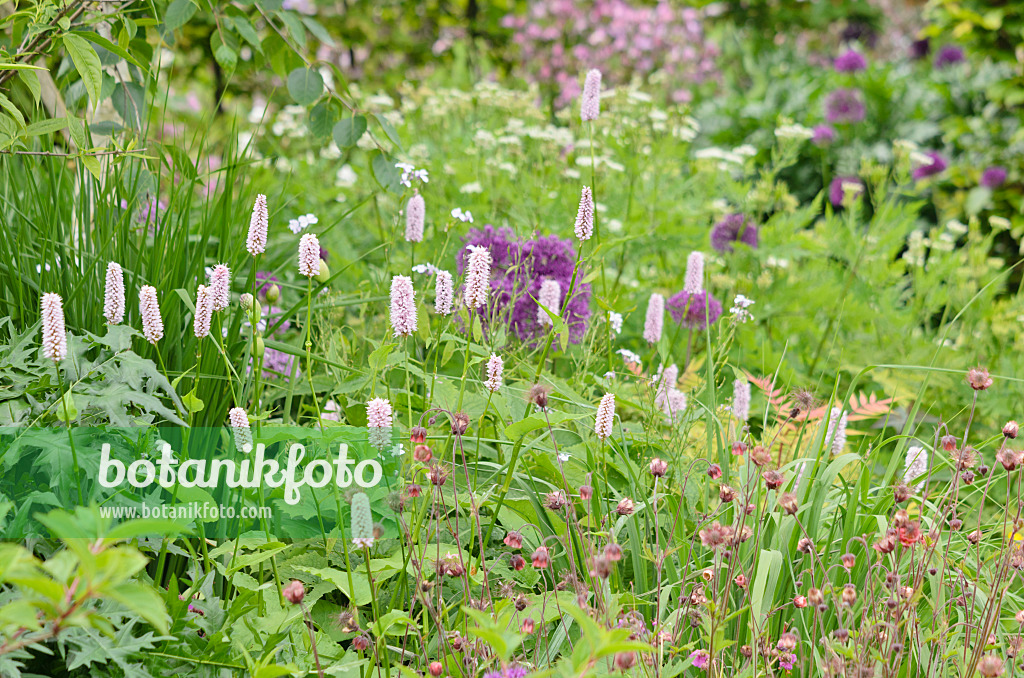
[615,497,635,515]
[894,484,910,503]
[429,662,443,677]
[967,367,994,391]
[978,655,1004,677]
[778,492,798,515]
[1004,421,1020,439]
[750,445,772,466]
[707,463,722,479]
[428,465,448,486]
[808,588,824,606]
[797,537,814,554]
[283,580,305,604]
[545,490,569,511]
[414,444,432,463]
[841,584,857,606]
[762,470,784,490]
[719,485,736,502]
[614,652,636,670]
[451,412,470,435]
[777,632,798,651]
[649,457,668,477]
[352,634,370,651]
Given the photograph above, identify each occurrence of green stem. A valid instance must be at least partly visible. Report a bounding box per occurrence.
[56,368,83,506]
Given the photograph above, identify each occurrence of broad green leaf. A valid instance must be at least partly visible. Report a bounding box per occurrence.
[20,70,41,105]
[27,118,68,136]
[164,0,198,32]
[106,581,169,635]
[372,112,402,150]
[63,34,103,108]
[180,389,204,413]
[287,67,323,106]
[332,115,366,148]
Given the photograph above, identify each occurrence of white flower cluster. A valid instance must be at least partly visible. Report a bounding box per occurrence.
[396,162,429,187]
[451,207,474,223]
[730,294,755,323]
[288,213,319,234]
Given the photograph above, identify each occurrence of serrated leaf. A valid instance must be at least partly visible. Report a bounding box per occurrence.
[106,582,169,635]
[332,115,366,148]
[287,67,323,106]
[64,34,103,109]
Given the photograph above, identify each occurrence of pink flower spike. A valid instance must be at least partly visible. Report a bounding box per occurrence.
[732,378,750,422]
[193,285,214,339]
[390,275,418,337]
[139,285,164,344]
[367,397,393,428]
[644,293,665,344]
[484,353,504,393]
[247,194,268,256]
[595,393,615,440]
[580,69,602,122]
[684,251,704,294]
[40,292,67,362]
[435,270,453,315]
[463,245,492,309]
[574,186,594,241]
[298,233,321,278]
[405,193,425,243]
[228,407,253,453]
[103,262,125,324]
[210,264,231,311]
[537,279,561,326]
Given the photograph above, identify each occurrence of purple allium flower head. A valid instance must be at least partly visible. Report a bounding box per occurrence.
[458,225,518,272]
[667,290,723,330]
[580,69,602,122]
[710,213,758,253]
[644,293,665,344]
[934,45,964,68]
[812,125,836,147]
[913,152,947,180]
[981,166,1007,189]
[824,88,866,124]
[834,49,867,72]
[829,176,865,208]
[909,37,930,60]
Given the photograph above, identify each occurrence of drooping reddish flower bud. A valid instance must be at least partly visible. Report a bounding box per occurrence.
[283,580,305,604]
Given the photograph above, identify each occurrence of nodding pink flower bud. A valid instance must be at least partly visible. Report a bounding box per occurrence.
[732,378,751,422]
[510,554,526,570]
[484,353,504,392]
[794,595,808,608]
[139,285,164,344]
[210,264,231,311]
[595,393,615,440]
[604,542,622,561]
[229,407,253,453]
[536,278,562,326]
[503,530,523,549]
[282,580,305,604]
[649,457,668,477]
[103,262,125,324]
[351,634,370,651]
[405,193,425,242]
[707,463,722,479]
[684,251,704,294]
[574,186,594,241]
[428,662,443,677]
[580,69,602,122]
[531,546,550,568]
[366,398,392,428]
[247,194,268,256]
[434,270,453,315]
[825,407,847,454]
[463,245,491,309]
[643,293,664,344]
[298,233,321,278]
[1004,421,1019,439]
[520,617,535,634]
[389,275,417,337]
[614,652,636,671]
[841,552,856,569]
[579,484,593,501]
[193,284,214,339]
[615,497,634,515]
[40,293,67,362]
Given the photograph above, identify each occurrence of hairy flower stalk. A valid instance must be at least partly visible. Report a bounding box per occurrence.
[41,293,67,361]
[574,186,594,241]
[405,193,425,243]
[139,285,164,344]
[210,264,231,312]
[389,275,418,337]
[644,293,665,344]
[464,245,492,309]
[903,445,929,490]
[246,194,268,256]
[193,285,214,339]
[484,353,504,393]
[732,378,751,422]
[229,407,253,454]
[684,251,704,294]
[351,491,374,548]
[824,407,848,454]
[298,233,321,278]
[435,270,453,315]
[103,262,125,324]
[580,69,602,122]
[595,393,615,440]
[537,279,562,326]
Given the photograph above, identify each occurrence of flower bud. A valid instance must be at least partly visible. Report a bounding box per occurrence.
[410,426,427,444]
[649,457,668,477]
[315,259,331,284]
[707,463,722,479]
[429,662,443,677]
[283,580,305,604]
[579,484,593,501]
[254,334,265,359]
[1005,421,1020,439]
[521,617,535,634]
[794,595,807,608]
[841,584,857,606]
[265,283,281,304]
[808,588,824,606]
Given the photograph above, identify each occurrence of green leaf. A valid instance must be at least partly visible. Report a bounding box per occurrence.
[181,389,204,413]
[106,582,169,635]
[20,70,41,105]
[214,43,237,71]
[333,115,366,148]
[54,391,78,422]
[372,113,402,150]
[71,31,146,70]
[287,67,323,106]
[163,0,198,32]
[0,93,24,127]
[277,10,307,52]
[229,16,263,52]
[308,100,338,139]
[63,34,103,108]
[370,151,401,193]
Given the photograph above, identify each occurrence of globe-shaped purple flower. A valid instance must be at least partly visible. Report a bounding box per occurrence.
[981,166,1007,189]
[834,50,867,72]
[913,152,947,180]
[934,45,964,68]
[825,88,866,124]
[909,38,930,61]
[667,290,723,330]
[710,213,758,253]
[829,176,865,208]
[812,125,836,147]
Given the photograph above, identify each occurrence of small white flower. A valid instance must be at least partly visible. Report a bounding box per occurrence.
[617,348,642,367]
[451,207,474,223]
[459,182,483,194]
[607,311,623,335]
[412,263,440,275]
[391,443,406,457]
[557,453,570,463]
[730,295,755,323]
